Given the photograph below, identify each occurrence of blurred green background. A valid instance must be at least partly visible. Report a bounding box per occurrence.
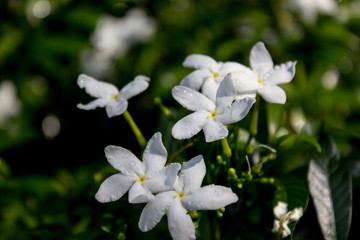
[0,0,359,239]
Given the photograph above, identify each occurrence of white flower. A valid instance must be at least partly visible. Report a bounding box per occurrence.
[172,74,255,142]
[0,80,22,126]
[232,42,296,104]
[288,0,338,24]
[81,8,157,78]
[77,74,150,117]
[95,132,181,204]
[138,155,238,240]
[94,9,156,57]
[181,54,250,102]
[272,201,304,238]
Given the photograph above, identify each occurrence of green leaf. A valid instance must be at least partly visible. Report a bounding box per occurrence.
[307,136,352,240]
[278,133,322,153]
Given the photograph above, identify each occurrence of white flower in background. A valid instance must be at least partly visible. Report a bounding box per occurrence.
[81,8,157,78]
[92,8,156,58]
[288,0,338,24]
[77,74,150,117]
[95,132,181,204]
[139,155,238,240]
[272,201,303,238]
[232,42,296,104]
[172,74,255,142]
[0,80,22,126]
[181,54,250,102]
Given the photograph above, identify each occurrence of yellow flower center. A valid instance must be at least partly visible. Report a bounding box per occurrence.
[137,175,147,184]
[257,78,264,84]
[176,191,186,199]
[211,72,219,79]
[209,111,217,119]
[111,93,120,100]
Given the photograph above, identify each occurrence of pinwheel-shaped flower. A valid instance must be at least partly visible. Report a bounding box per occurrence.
[139,155,238,240]
[95,132,181,204]
[180,54,250,102]
[172,74,255,142]
[77,74,150,117]
[232,42,296,104]
[272,201,303,238]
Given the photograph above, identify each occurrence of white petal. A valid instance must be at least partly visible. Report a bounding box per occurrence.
[250,42,274,76]
[134,75,150,82]
[142,132,167,176]
[265,61,296,85]
[289,207,303,221]
[179,155,206,194]
[316,0,339,14]
[128,181,155,204]
[172,86,215,112]
[104,145,144,176]
[258,85,287,104]
[216,73,237,99]
[167,198,196,240]
[172,176,183,193]
[203,119,228,142]
[144,163,181,193]
[272,220,281,233]
[77,74,118,98]
[273,201,288,219]
[119,75,150,100]
[232,71,262,93]
[220,61,252,74]
[180,70,210,90]
[234,93,257,101]
[95,173,136,203]
[182,184,238,211]
[172,111,208,140]
[282,223,291,238]
[77,98,110,110]
[215,73,237,111]
[201,78,220,103]
[183,54,218,72]
[139,191,176,232]
[105,97,128,117]
[216,97,256,125]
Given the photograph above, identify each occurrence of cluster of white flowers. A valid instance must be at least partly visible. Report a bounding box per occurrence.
[172,41,296,142]
[95,132,238,240]
[77,41,299,239]
[272,201,303,238]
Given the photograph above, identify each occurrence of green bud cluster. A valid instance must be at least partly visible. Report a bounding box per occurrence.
[216,207,226,218]
[228,168,238,180]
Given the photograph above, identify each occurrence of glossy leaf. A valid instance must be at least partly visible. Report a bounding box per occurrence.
[278,133,322,153]
[307,136,352,240]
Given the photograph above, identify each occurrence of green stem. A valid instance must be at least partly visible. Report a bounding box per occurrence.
[244,96,260,153]
[167,142,194,165]
[221,137,232,158]
[154,97,173,120]
[123,110,146,149]
[250,95,260,136]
